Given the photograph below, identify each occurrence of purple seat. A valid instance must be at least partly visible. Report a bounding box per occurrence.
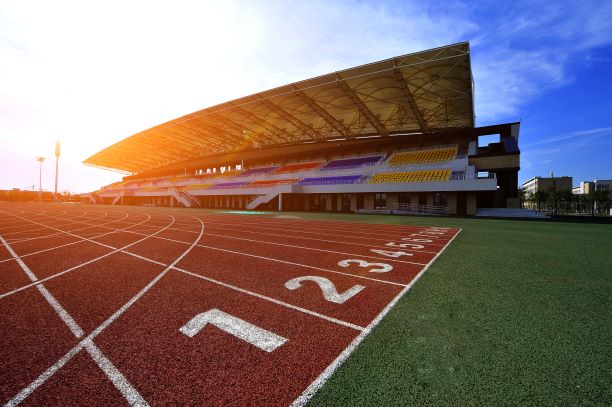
[299,175,363,186]
[321,155,383,171]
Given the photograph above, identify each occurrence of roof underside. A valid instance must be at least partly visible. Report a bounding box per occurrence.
[84,42,474,174]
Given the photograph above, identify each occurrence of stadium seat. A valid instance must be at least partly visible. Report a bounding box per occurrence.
[273,161,323,174]
[238,166,279,177]
[387,146,457,166]
[210,181,250,189]
[368,169,451,184]
[299,175,363,185]
[250,179,297,186]
[320,155,384,171]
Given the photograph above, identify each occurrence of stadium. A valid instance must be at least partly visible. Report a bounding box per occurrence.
[81,42,520,216]
[0,42,609,407]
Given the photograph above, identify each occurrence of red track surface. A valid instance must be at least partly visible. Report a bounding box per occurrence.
[0,203,460,406]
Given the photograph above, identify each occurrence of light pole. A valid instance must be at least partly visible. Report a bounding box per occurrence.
[36,156,45,202]
[54,140,61,200]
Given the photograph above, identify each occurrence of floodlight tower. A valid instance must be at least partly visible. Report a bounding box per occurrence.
[36,156,45,202]
[54,139,61,199]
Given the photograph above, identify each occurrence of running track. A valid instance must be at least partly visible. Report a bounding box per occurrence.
[0,203,460,406]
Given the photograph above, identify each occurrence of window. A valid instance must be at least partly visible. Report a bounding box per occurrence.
[398,192,409,205]
[341,194,351,211]
[478,134,500,147]
[375,193,387,209]
[356,194,364,209]
[433,192,447,206]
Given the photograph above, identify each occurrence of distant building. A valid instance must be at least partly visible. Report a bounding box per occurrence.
[572,179,612,197]
[522,176,573,195]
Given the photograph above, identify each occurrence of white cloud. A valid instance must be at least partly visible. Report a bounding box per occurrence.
[471,0,612,123]
[0,0,610,191]
[522,126,612,148]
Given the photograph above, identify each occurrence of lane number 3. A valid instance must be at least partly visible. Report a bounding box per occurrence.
[337,259,393,273]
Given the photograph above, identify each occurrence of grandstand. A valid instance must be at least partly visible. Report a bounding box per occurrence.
[81,42,520,216]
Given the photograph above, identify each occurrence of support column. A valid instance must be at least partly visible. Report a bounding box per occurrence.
[278,193,282,211]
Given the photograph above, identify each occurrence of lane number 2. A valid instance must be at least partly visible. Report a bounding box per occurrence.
[285,276,364,304]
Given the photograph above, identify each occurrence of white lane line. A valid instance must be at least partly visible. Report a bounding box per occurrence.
[1,217,370,331]
[0,235,84,338]
[5,212,168,243]
[86,221,430,267]
[290,228,463,407]
[177,269,364,331]
[4,342,83,407]
[180,309,288,353]
[0,225,407,300]
[3,208,106,235]
[155,236,409,286]
[0,214,176,300]
[35,284,84,337]
[191,230,430,266]
[202,218,454,244]
[205,215,456,237]
[0,221,42,232]
[157,222,445,252]
[0,214,152,265]
[0,235,148,407]
[83,340,149,407]
[3,216,204,407]
[4,211,112,242]
[5,212,121,243]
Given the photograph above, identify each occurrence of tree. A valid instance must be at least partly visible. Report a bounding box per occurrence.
[557,190,574,214]
[588,190,610,215]
[548,189,561,215]
[517,187,527,208]
[533,191,548,212]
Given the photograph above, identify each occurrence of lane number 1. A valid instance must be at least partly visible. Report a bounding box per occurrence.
[180,308,287,352]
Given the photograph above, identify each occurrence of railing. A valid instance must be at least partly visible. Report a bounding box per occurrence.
[393,203,451,216]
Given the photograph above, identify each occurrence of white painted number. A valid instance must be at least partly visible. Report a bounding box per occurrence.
[385,242,424,250]
[285,276,365,304]
[401,238,432,243]
[180,308,287,352]
[370,249,413,258]
[337,259,393,273]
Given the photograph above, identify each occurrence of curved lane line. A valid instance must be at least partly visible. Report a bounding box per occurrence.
[3,215,205,407]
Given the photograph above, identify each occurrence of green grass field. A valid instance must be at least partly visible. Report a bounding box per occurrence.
[284,213,611,406]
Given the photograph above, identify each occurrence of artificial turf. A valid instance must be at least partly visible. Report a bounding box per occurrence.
[293,214,611,406]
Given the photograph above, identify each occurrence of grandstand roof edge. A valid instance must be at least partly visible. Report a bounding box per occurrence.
[84,42,475,173]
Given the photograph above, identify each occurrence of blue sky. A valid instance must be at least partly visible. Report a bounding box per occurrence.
[0,0,611,192]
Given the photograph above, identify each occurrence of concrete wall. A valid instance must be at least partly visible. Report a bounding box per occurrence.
[467,192,477,215]
[447,192,457,215]
[386,193,398,209]
[364,194,374,210]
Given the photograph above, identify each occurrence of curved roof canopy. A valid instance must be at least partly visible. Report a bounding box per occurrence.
[84,42,474,174]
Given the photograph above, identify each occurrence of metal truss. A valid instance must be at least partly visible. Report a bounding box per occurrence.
[84,42,474,173]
